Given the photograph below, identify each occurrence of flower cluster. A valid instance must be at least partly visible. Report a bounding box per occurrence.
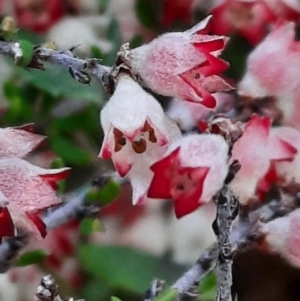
[0,124,69,239]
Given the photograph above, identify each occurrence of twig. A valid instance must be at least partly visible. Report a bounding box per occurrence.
[172,245,218,296]
[35,274,84,301]
[0,40,112,89]
[214,186,238,301]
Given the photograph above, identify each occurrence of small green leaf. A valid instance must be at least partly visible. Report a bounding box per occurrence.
[199,271,217,301]
[154,288,177,301]
[111,296,122,301]
[50,136,92,165]
[16,249,48,267]
[80,217,105,236]
[51,157,65,169]
[18,39,34,67]
[86,181,120,205]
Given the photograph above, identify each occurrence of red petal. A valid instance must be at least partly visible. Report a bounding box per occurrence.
[193,39,226,53]
[148,148,180,199]
[269,138,298,162]
[198,120,208,132]
[0,207,15,240]
[194,52,229,77]
[179,74,217,108]
[246,114,271,135]
[26,212,47,238]
[13,123,35,133]
[40,168,70,182]
[174,194,201,218]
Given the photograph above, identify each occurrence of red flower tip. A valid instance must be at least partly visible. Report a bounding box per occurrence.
[26,212,47,238]
[0,207,15,241]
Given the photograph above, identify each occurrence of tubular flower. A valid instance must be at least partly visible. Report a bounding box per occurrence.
[0,124,46,158]
[269,126,300,185]
[99,73,181,204]
[263,208,300,268]
[0,157,70,238]
[127,15,233,108]
[229,115,296,205]
[210,0,277,44]
[238,21,300,130]
[147,134,229,218]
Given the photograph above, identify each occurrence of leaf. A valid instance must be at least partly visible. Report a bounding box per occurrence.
[50,136,92,165]
[80,217,105,236]
[16,249,48,267]
[86,180,120,205]
[154,288,177,301]
[135,0,162,31]
[79,245,186,293]
[111,296,122,301]
[199,271,217,301]
[16,65,104,103]
[18,40,34,67]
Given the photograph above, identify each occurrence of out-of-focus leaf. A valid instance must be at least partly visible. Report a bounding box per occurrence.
[80,217,105,236]
[135,0,162,31]
[50,136,92,165]
[104,18,122,65]
[154,288,177,301]
[18,39,34,66]
[86,180,120,205]
[130,34,144,48]
[199,271,217,301]
[16,29,43,45]
[90,46,105,60]
[111,296,122,301]
[16,65,104,103]
[97,0,110,11]
[79,245,186,293]
[81,279,111,301]
[3,80,35,122]
[16,249,48,267]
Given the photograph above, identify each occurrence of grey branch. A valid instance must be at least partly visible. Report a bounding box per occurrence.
[0,40,111,87]
[35,274,84,301]
[214,186,239,301]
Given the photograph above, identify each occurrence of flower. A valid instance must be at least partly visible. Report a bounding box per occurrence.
[229,115,296,205]
[210,0,277,44]
[238,21,300,130]
[99,73,181,204]
[0,124,46,158]
[263,208,300,268]
[147,133,229,218]
[13,0,65,33]
[127,15,233,108]
[0,157,70,238]
[269,126,300,185]
[166,92,234,131]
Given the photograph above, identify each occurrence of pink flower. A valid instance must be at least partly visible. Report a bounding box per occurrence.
[264,0,300,22]
[13,0,65,33]
[166,92,234,131]
[238,21,300,130]
[128,15,233,108]
[269,126,300,185]
[229,115,296,205]
[263,208,300,268]
[147,133,229,218]
[0,124,45,158]
[0,157,70,238]
[210,0,277,44]
[99,73,181,204]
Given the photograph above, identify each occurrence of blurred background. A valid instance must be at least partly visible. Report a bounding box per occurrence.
[0,1,300,301]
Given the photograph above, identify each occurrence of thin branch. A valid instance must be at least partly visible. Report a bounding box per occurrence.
[35,274,84,301]
[0,40,112,88]
[214,186,238,301]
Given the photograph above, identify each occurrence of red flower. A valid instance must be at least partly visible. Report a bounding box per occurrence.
[147,134,229,218]
[128,15,232,108]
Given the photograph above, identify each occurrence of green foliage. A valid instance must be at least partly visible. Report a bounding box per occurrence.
[16,249,48,267]
[199,271,217,301]
[154,288,177,301]
[80,217,106,236]
[79,245,185,294]
[135,0,162,31]
[17,40,34,66]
